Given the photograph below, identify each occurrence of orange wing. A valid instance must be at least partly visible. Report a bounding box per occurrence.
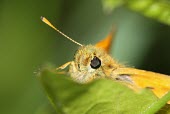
[95,29,115,53]
[114,68,170,103]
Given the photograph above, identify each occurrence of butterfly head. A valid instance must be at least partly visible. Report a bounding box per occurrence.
[69,45,118,83]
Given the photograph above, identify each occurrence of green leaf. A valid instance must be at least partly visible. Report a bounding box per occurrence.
[37,65,170,113]
[102,0,170,25]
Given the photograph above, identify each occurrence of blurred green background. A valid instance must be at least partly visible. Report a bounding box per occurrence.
[0,0,170,114]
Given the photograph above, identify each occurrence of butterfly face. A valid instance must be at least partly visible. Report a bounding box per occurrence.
[69,45,120,83]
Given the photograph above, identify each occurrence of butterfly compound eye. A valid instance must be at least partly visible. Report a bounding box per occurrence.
[90,56,101,69]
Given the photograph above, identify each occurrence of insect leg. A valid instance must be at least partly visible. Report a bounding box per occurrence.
[56,61,72,70]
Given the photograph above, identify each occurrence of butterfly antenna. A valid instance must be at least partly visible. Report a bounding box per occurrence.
[41,16,83,47]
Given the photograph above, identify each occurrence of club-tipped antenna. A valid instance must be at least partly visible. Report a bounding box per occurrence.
[41,16,83,47]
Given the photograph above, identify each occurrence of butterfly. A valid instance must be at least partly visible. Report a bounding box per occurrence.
[41,16,170,104]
